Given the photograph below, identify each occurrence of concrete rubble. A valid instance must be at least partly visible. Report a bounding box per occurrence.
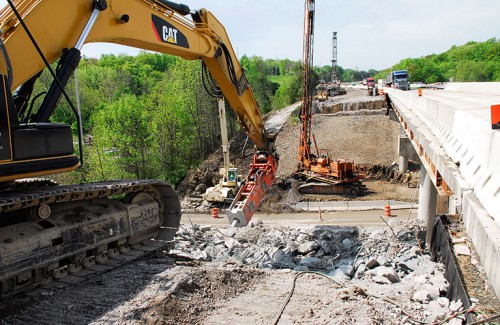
[169,219,471,324]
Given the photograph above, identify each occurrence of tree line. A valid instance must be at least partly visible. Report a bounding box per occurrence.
[374,38,500,83]
[49,53,239,186]
[45,38,497,187]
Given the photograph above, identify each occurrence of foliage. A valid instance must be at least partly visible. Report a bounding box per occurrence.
[41,38,497,187]
[44,53,234,186]
[373,38,500,83]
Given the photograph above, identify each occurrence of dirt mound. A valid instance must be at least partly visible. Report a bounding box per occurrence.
[177,131,253,196]
[144,267,265,324]
[258,178,304,213]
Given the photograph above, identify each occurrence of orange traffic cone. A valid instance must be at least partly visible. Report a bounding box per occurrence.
[211,207,219,219]
[384,201,392,217]
[418,88,423,96]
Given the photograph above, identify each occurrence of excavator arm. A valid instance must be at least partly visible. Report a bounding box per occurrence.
[0,0,277,225]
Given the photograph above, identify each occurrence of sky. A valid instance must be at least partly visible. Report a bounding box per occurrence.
[1,0,499,71]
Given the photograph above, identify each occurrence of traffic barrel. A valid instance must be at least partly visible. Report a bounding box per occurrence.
[211,207,219,219]
[384,202,392,217]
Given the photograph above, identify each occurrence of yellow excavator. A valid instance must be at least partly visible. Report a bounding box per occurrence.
[0,0,277,296]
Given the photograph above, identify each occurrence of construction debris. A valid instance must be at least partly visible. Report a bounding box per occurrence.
[168,220,469,324]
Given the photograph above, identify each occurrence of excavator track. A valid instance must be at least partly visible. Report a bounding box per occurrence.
[0,180,181,298]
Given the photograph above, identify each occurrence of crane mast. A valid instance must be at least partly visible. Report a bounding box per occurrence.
[331,31,338,83]
[293,1,364,196]
[298,0,315,171]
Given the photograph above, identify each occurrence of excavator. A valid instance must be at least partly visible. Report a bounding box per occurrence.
[0,0,277,296]
[293,0,363,196]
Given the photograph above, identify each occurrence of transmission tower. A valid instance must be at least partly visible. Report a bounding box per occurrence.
[331,31,338,82]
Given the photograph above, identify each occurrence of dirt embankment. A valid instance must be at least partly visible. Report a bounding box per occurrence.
[179,90,420,213]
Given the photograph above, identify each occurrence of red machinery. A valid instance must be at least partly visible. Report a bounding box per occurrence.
[294,0,364,196]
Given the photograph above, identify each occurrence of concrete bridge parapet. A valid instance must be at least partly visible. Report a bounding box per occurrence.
[387,87,500,226]
[385,85,500,297]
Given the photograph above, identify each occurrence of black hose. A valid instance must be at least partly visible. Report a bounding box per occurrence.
[201,60,222,99]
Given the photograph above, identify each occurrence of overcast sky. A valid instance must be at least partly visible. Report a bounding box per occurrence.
[1,0,499,70]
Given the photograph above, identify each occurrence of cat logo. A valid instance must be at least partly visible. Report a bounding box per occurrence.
[151,14,189,49]
[163,26,178,44]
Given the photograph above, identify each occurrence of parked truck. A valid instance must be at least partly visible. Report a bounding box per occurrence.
[366,77,376,96]
[316,81,328,101]
[386,70,410,90]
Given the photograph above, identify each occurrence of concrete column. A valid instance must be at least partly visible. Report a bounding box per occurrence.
[399,156,409,174]
[418,165,438,245]
[398,132,418,173]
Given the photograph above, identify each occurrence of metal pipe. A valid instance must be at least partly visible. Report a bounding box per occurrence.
[75,8,100,50]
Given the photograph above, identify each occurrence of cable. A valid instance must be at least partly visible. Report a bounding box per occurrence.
[218,42,248,96]
[469,312,500,325]
[273,271,341,325]
[407,179,420,221]
[273,270,474,325]
[200,41,248,99]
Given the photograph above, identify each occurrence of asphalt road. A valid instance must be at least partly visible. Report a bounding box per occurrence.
[182,208,418,228]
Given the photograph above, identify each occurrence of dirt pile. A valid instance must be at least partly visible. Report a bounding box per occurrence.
[139,267,265,324]
[176,131,253,196]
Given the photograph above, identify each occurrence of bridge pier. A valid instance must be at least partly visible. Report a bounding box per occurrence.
[398,156,408,174]
[398,132,419,173]
[418,165,438,245]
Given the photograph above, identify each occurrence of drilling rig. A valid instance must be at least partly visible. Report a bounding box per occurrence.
[327,31,346,96]
[294,0,364,196]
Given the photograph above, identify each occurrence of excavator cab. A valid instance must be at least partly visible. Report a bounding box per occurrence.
[0,74,78,183]
[226,168,237,183]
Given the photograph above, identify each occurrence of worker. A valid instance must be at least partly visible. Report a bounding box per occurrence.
[406,170,412,187]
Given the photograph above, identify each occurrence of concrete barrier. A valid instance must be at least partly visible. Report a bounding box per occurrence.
[462,191,500,297]
[445,82,500,96]
[386,86,500,298]
[292,200,416,212]
[387,88,500,226]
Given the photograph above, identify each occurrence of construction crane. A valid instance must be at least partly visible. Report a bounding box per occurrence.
[331,31,338,83]
[327,31,346,96]
[294,0,363,195]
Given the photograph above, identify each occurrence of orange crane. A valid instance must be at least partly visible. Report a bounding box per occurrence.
[294,0,364,196]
